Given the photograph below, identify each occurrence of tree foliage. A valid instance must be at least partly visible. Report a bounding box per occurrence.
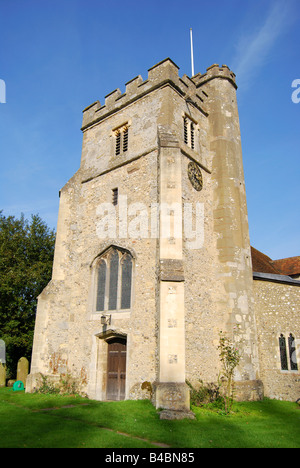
[0,211,55,377]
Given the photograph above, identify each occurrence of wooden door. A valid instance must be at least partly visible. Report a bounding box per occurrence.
[106,338,126,400]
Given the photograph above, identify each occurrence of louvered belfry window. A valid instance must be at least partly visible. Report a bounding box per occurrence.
[115,130,121,155]
[184,117,188,145]
[190,122,195,149]
[123,126,128,152]
[95,247,133,312]
[115,124,129,156]
[183,116,196,150]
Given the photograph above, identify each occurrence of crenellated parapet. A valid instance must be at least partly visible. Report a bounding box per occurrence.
[81,59,238,131]
[81,58,210,131]
[192,63,237,89]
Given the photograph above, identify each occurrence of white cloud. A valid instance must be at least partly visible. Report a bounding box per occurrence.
[232,1,294,90]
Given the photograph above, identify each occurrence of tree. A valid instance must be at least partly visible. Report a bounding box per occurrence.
[0,211,55,377]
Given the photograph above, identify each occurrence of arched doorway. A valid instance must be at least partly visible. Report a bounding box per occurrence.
[106,337,127,400]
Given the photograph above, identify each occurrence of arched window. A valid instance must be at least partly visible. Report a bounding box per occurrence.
[288,333,298,371]
[95,247,133,312]
[279,334,288,371]
[96,260,106,312]
[121,254,133,310]
[279,333,298,371]
[108,249,119,310]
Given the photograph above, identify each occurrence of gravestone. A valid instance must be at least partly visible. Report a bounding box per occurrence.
[17,357,29,387]
[0,339,5,365]
[0,363,6,387]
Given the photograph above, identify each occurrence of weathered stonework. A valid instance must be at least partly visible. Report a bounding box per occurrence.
[0,364,6,388]
[17,357,29,387]
[26,58,300,410]
[253,280,300,401]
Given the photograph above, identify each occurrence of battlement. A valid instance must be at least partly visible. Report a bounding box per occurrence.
[81,59,238,131]
[81,58,210,131]
[192,63,237,89]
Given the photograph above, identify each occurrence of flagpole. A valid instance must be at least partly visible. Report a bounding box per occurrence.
[190,28,194,77]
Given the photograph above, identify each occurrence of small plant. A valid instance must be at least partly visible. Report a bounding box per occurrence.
[59,373,80,395]
[218,330,241,414]
[35,374,60,394]
[186,379,222,407]
[35,373,84,396]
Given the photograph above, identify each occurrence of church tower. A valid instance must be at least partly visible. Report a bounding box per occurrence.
[27,59,263,416]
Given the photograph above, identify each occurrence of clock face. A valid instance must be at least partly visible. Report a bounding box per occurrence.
[188,162,203,191]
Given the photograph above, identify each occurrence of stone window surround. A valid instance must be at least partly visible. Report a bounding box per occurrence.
[87,245,135,321]
[113,122,130,156]
[278,332,299,372]
[183,114,197,151]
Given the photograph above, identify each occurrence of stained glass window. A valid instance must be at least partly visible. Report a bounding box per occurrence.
[288,333,298,371]
[96,260,106,311]
[95,247,133,313]
[121,255,132,309]
[108,250,119,311]
[279,334,288,371]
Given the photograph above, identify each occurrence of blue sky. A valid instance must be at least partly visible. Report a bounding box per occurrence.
[0,0,299,260]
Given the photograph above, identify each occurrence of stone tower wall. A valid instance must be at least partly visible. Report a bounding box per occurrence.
[28,59,268,403]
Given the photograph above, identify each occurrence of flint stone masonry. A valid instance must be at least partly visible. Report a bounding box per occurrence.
[253,280,300,401]
[26,58,300,411]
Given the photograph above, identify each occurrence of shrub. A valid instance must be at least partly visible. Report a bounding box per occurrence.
[35,373,85,396]
[35,374,60,394]
[218,330,241,413]
[186,379,222,407]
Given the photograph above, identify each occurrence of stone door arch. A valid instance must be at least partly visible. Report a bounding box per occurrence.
[89,330,128,401]
[106,337,127,400]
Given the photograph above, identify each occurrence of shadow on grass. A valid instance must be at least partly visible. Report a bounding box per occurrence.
[0,389,299,448]
[0,389,161,448]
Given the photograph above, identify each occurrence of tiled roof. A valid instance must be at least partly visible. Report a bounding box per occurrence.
[251,246,300,276]
[251,247,281,274]
[272,257,300,276]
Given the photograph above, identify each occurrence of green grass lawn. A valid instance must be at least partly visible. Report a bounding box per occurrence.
[0,387,299,448]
